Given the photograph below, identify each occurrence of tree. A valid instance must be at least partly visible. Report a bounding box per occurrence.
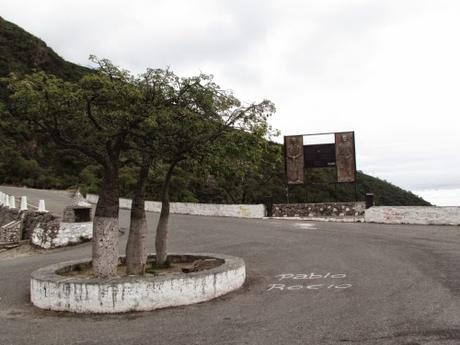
[125,148,153,275]
[149,72,275,266]
[5,57,148,277]
[123,68,173,275]
[206,130,282,204]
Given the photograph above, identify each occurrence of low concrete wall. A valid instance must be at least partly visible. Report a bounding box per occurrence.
[86,194,265,219]
[269,216,364,223]
[21,211,58,241]
[1,220,22,242]
[0,206,20,228]
[0,206,58,243]
[31,222,92,249]
[0,204,92,248]
[272,202,366,218]
[0,206,21,242]
[31,253,246,313]
[365,206,460,225]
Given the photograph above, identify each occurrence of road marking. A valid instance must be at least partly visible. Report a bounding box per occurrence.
[267,283,352,291]
[267,273,352,292]
[276,273,346,280]
[293,223,318,230]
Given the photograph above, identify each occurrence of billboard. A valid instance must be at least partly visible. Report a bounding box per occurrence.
[284,131,356,184]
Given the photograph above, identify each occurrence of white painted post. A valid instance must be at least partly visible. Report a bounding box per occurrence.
[4,194,10,208]
[9,195,16,209]
[38,199,48,213]
[20,196,28,211]
[0,192,4,205]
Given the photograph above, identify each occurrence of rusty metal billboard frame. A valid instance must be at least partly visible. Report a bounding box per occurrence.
[284,131,357,202]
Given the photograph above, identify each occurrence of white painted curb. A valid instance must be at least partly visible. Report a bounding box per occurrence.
[31,253,246,313]
[20,196,28,211]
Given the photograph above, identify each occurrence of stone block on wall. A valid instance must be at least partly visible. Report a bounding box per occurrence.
[272,202,366,218]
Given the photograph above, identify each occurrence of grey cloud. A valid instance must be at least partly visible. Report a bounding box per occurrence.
[284,2,392,82]
[88,1,278,72]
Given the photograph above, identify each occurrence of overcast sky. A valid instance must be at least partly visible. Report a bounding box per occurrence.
[2,0,460,205]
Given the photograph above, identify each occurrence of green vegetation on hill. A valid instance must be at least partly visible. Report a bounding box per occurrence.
[0,16,430,206]
[285,165,430,206]
[0,16,90,82]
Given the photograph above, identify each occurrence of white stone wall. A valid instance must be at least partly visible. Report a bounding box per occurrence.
[86,194,266,218]
[32,222,93,249]
[365,206,460,225]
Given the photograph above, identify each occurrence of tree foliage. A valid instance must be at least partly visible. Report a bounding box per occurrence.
[2,57,279,272]
[3,58,160,277]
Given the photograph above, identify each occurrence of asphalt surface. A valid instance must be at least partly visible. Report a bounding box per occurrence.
[0,185,73,215]
[1,186,460,345]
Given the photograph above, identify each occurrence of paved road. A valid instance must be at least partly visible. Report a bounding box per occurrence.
[1,187,460,345]
[0,185,73,216]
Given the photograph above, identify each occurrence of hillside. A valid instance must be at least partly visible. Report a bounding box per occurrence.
[0,16,431,206]
[0,16,90,83]
[283,166,430,206]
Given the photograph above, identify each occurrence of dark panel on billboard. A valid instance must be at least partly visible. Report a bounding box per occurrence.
[284,135,304,184]
[335,132,356,183]
[304,143,336,168]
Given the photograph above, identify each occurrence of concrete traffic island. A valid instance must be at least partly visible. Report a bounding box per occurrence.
[30,253,246,313]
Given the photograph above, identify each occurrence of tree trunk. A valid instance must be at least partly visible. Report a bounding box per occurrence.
[126,154,152,275]
[92,167,120,277]
[155,161,177,267]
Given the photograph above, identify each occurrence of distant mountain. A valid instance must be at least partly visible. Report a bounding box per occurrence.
[0,16,431,206]
[355,172,430,206]
[0,16,90,94]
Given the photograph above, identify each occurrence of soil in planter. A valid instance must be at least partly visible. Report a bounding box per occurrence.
[58,258,223,278]
[147,259,223,275]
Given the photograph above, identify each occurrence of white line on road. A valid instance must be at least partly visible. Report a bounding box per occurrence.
[293,223,318,230]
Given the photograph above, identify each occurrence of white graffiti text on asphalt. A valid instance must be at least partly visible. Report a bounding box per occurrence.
[266,272,352,291]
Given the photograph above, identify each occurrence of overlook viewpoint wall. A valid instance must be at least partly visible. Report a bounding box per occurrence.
[86,194,460,225]
[272,202,365,220]
[85,194,266,219]
[365,206,460,226]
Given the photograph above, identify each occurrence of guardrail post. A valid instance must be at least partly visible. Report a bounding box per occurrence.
[9,195,16,209]
[38,199,48,213]
[20,196,28,211]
